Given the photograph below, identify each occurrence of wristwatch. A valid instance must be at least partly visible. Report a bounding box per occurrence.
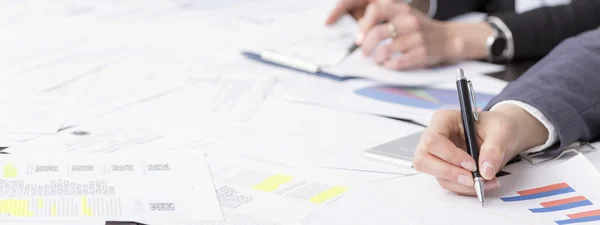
[485,16,514,63]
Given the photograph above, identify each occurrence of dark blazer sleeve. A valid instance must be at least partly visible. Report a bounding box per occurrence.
[484,28,600,149]
[492,0,600,60]
[432,0,486,20]
[432,0,515,20]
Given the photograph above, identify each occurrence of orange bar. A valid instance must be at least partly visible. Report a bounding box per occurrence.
[568,209,600,219]
[541,196,587,207]
[517,183,570,196]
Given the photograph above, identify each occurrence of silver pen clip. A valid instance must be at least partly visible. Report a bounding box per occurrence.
[468,80,479,121]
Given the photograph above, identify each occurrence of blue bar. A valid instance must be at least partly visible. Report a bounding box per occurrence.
[500,187,575,202]
[556,215,600,225]
[530,200,593,213]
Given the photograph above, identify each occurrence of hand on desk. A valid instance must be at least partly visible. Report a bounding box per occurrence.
[326,0,494,71]
[412,104,548,195]
[354,1,454,70]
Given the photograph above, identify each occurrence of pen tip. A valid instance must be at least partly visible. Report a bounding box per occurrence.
[456,68,466,80]
[474,177,485,207]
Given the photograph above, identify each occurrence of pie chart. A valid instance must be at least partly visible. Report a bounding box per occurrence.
[354,85,495,110]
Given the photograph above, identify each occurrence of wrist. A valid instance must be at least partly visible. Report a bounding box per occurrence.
[492,104,549,155]
[442,22,493,62]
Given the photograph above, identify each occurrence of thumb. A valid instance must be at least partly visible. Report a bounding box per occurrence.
[478,137,508,180]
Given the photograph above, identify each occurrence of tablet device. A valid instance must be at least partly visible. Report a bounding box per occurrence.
[362,131,422,167]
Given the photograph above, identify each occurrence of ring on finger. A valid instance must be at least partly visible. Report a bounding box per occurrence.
[388,23,398,39]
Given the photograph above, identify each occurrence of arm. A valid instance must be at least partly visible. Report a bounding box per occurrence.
[485,28,600,149]
[412,29,600,195]
[492,0,600,60]
[353,1,599,70]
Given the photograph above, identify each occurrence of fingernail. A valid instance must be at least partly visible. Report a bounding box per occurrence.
[461,161,477,172]
[457,175,473,186]
[482,161,497,179]
[355,32,364,45]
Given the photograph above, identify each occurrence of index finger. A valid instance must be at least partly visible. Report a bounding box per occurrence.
[325,0,355,25]
[427,110,463,137]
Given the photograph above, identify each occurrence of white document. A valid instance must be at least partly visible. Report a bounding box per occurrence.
[323,51,506,86]
[227,0,332,27]
[304,153,600,225]
[1,222,105,225]
[0,153,223,222]
[0,90,74,135]
[223,98,424,174]
[3,120,231,155]
[263,14,359,68]
[0,133,41,148]
[176,75,275,123]
[139,153,399,225]
[281,73,507,126]
[3,38,120,92]
[14,48,118,92]
[0,0,178,22]
[61,55,187,127]
[74,61,276,126]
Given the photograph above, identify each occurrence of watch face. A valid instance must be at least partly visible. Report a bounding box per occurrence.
[491,37,507,57]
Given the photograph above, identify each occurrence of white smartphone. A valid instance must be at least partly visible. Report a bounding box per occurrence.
[362,131,423,167]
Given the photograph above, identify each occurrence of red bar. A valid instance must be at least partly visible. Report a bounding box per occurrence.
[568,209,600,219]
[517,182,570,196]
[541,196,587,207]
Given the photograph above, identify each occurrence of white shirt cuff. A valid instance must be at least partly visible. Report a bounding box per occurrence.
[490,100,558,154]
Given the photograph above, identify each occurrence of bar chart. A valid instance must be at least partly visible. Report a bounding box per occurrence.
[501,182,600,225]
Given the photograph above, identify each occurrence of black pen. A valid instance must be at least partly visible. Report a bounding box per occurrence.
[347,43,360,54]
[456,68,485,207]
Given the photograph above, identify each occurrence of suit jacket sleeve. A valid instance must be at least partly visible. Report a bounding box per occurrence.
[492,0,600,60]
[432,0,486,20]
[484,28,600,149]
[432,0,515,20]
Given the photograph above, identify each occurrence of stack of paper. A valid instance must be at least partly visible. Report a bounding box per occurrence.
[6,1,583,225]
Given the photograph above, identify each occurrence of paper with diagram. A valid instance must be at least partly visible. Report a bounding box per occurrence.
[304,153,600,225]
[282,73,507,126]
[0,154,223,222]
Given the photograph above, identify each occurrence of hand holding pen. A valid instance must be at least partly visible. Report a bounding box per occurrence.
[455,68,485,205]
[411,69,552,203]
[326,0,466,71]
